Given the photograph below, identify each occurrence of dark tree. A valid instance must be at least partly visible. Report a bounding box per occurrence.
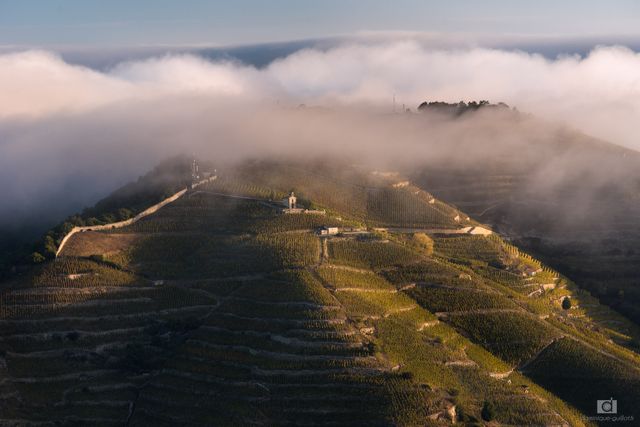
[481,400,496,421]
[31,252,46,264]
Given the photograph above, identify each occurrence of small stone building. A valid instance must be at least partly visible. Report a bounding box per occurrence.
[284,191,297,209]
[318,226,339,236]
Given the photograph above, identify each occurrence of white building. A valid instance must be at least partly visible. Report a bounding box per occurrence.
[318,226,339,236]
[283,191,297,209]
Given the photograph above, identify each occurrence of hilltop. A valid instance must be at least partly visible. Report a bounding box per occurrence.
[1,159,639,425]
[417,100,511,117]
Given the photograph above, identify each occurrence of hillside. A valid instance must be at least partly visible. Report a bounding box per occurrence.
[1,159,639,425]
[0,155,209,280]
[411,121,640,332]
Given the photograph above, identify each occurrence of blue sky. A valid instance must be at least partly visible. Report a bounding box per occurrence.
[0,0,639,47]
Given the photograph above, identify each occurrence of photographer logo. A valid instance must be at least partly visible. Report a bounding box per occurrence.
[597,398,617,414]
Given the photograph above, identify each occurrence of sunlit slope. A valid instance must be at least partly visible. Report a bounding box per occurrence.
[203,161,471,228]
[413,133,640,330]
[1,161,638,425]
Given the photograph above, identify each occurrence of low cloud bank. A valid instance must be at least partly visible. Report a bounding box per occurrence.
[1,40,639,234]
[2,42,640,147]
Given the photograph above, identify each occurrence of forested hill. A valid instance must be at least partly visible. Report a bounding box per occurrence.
[417,100,511,116]
[1,159,639,425]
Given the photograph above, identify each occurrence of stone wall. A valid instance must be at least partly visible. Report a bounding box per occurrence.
[55,176,216,257]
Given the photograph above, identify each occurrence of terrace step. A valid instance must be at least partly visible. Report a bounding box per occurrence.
[186,339,377,361]
[0,305,213,324]
[209,312,347,327]
[1,369,118,385]
[8,286,157,296]
[5,340,129,358]
[225,296,341,309]
[0,327,145,342]
[198,326,365,349]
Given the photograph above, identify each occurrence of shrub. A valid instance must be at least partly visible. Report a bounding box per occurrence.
[31,252,46,264]
[481,400,496,421]
[412,233,434,256]
[43,236,58,258]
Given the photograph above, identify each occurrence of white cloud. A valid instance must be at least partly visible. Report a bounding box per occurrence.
[0,51,130,116]
[266,42,640,148]
[0,42,639,148]
[1,40,639,232]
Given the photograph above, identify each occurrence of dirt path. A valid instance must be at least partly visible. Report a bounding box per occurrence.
[321,264,373,274]
[385,226,492,236]
[383,305,417,318]
[334,288,398,294]
[321,238,329,263]
[489,369,514,379]
[413,282,498,293]
[417,321,439,331]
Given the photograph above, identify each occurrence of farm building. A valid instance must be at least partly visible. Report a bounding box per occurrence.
[318,226,339,236]
[522,266,543,277]
[392,181,410,188]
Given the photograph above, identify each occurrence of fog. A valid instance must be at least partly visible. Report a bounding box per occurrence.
[3,42,640,146]
[1,40,640,238]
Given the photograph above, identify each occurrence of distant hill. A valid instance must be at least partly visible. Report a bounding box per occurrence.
[417,100,511,116]
[1,159,639,425]
[411,110,640,328]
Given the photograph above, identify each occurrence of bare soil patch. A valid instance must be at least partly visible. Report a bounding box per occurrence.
[60,232,140,257]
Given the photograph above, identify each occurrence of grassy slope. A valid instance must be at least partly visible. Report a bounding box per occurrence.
[2,160,638,425]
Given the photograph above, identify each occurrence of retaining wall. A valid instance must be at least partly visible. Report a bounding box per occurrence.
[55,176,216,257]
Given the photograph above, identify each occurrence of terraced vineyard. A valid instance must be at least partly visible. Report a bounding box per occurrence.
[1,160,639,425]
[414,148,640,336]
